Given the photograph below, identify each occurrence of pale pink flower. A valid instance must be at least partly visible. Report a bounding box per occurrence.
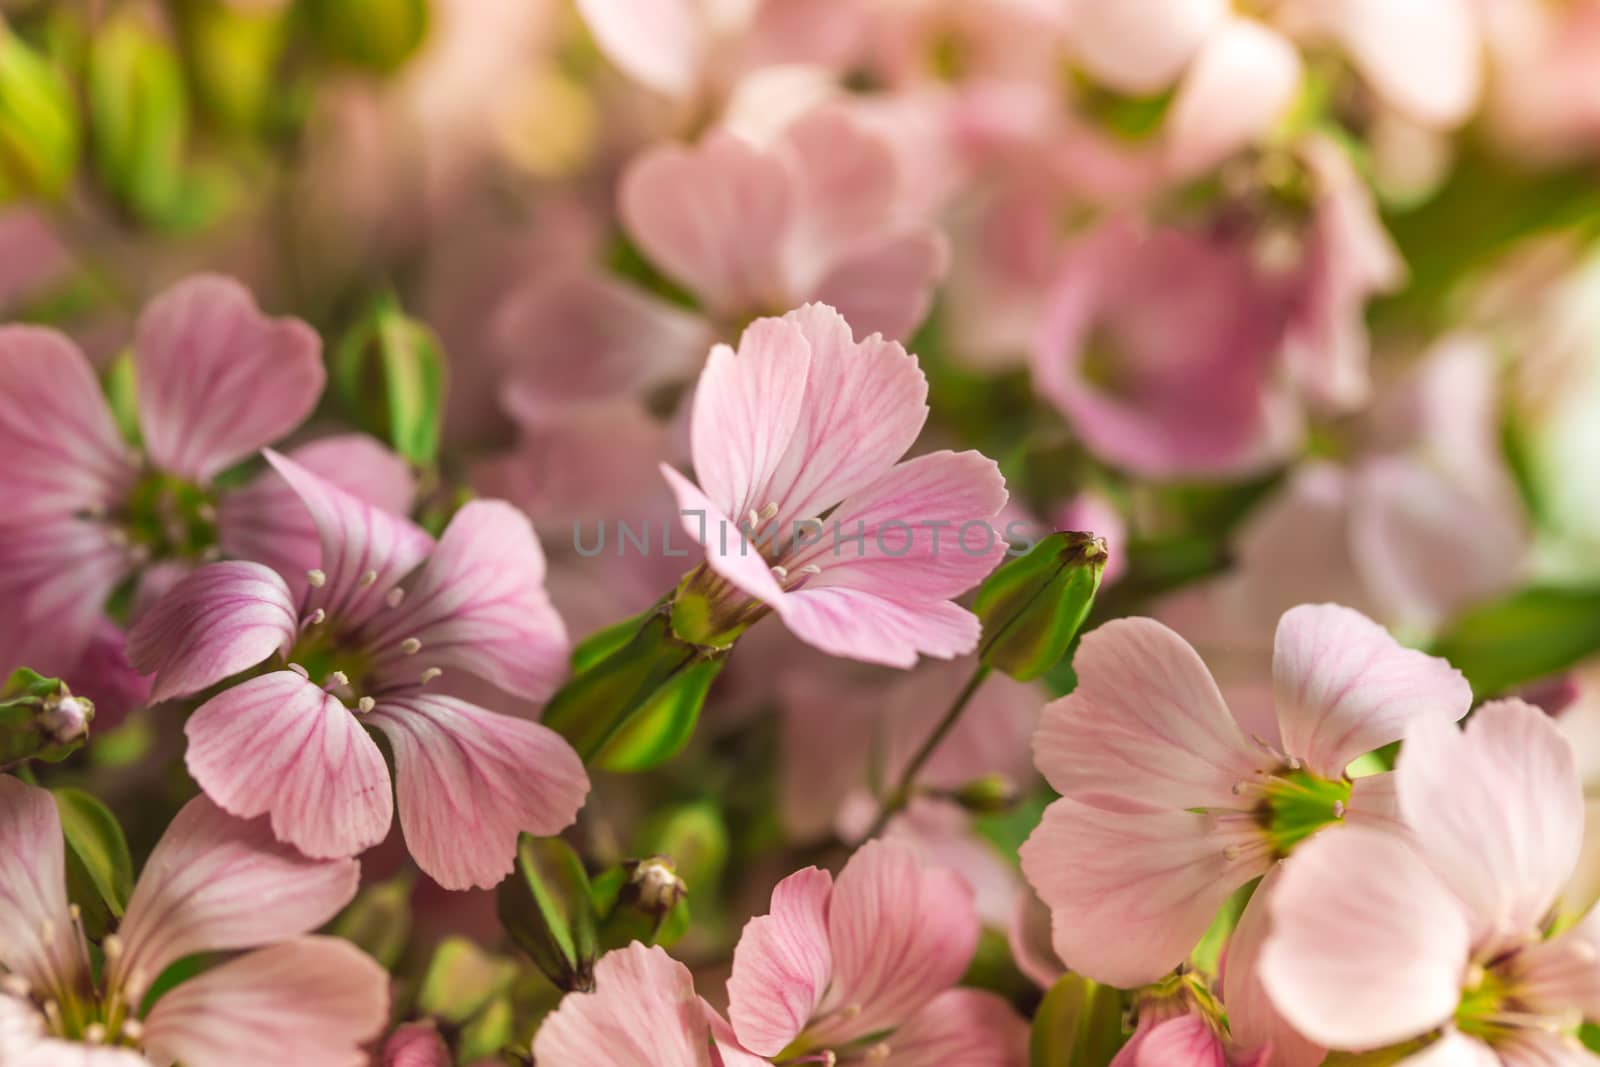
[533,942,769,1067]
[1019,603,1471,989]
[662,303,1008,668]
[725,839,1025,1063]
[1262,699,1600,1062]
[127,451,587,890]
[0,775,387,1067]
[1480,0,1600,162]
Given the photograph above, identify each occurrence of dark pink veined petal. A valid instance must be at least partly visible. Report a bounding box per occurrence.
[1132,1015,1230,1067]
[776,586,982,669]
[1032,617,1259,813]
[134,275,323,483]
[882,989,1030,1067]
[1019,798,1266,988]
[620,131,794,318]
[66,620,153,732]
[809,228,949,342]
[368,693,589,891]
[0,516,130,679]
[1272,603,1471,779]
[263,449,434,630]
[727,866,834,1055]
[1220,872,1326,1067]
[0,777,84,997]
[533,943,716,1067]
[0,325,133,519]
[760,303,930,531]
[126,561,297,703]
[364,500,569,701]
[141,938,388,1067]
[111,796,359,999]
[812,839,978,1044]
[184,671,393,861]
[219,434,417,598]
[573,0,709,98]
[381,1021,452,1067]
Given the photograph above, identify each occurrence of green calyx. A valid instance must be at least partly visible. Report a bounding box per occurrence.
[119,469,218,561]
[1260,769,1352,857]
[1454,964,1512,1043]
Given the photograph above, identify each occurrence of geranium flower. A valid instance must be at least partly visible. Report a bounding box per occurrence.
[0,775,386,1066]
[662,303,1008,668]
[127,451,586,890]
[1263,699,1600,1063]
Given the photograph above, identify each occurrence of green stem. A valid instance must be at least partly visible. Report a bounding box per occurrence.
[863,663,992,840]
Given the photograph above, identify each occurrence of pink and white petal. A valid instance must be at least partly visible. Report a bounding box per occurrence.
[1491,1030,1600,1067]
[0,777,83,996]
[1511,907,1600,1023]
[533,943,714,1067]
[1165,17,1302,180]
[776,586,981,669]
[1134,1016,1229,1067]
[364,501,568,700]
[126,561,297,702]
[1398,700,1584,955]
[184,671,393,861]
[762,303,929,527]
[573,0,708,98]
[727,866,834,1055]
[662,463,791,608]
[1345,770,1405,832]
[813,839,979,1043]
[1063,0,1227,94]
[1019,798,1265,988]
[1272,603,1472,778]
[1397,1031,1504,1067]
[368,694,589,891]
[1222,874,1327,1067]
[620,133,793,317]
[219,434,417,593]
[113,795,361,993]
[1319,0,1482,128]
[263,449,434,629]
[686,316,811,523]
[0,326,132,518]
[707,1009,774,1067]
[2,1010,150,1067]
[789,449,1007,603]
[1262,826,1470,1051]
[0,517,129,679]
[141,938,389,1067]
[883,989,1030,1067]
[382,1021,452,1067]
[134,275,323,483]
[776,107,899,289]
[1032,617,1258,812]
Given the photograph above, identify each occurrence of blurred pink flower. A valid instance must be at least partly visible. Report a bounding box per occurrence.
[0,776,387,1066]
[127,452,586,890]
[1111,1012,1270,1067]
[1480,0,1600,162]
[1262,699,1600,1062]
[663,303,1008,668]
[382,1021,452,1066]
[1020,604,1470,988]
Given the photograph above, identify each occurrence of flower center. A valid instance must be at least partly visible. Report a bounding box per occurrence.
[1257,768,1351,858]
[110,469,219,563]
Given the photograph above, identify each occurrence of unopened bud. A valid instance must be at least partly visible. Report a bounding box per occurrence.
[623,856,688,916]
[0,24,80,202]
[974,531,1106,681]
[946,773,1020,815]
[86,10,196,224]
[332,291,445,466]
[497,834,597,993]
[1,670,94,764]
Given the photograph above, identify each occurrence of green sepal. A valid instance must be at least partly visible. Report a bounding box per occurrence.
[53,788,133,940]
[1029,972,1127,1067]
[497,834,599,993]
[593,657,722,772]
[333,292,446,467]
[1,670,92,765]
[975,532,1106,681]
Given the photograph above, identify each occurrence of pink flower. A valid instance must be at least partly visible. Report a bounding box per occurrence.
[725,839,1026,1063]
[1019,603,1471,988]
[382,1021,451,1066]
[0,775,387,1066]
[663,303,1008,668]
[127,451,587,890]
[1262,699,1600,1062]
[533,942,769,1067]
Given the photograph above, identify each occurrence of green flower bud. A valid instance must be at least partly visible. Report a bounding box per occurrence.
[945,773,1021,815]
[0,669,94,766]
[333,292,446,467]
[975,531,1107,682]
[172,0,290,134]
[304,0,428,72]
[0,23,79,201]
[496,834,598,993]
[593,856,690,953]
[86,9,192,224]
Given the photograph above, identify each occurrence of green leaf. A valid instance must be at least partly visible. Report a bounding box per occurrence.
[1428,586,1600,698]
[86,10,192,225]
[102,351,141,446]
[53,788,133,935]
[976,532,1106,681]
[593,657,722,772]
[497,835,598,992]
[418,937,518,1025]
[1030,973,1125,1067]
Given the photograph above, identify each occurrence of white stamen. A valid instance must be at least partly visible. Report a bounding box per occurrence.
[865,1043,891,1062]
[798,564,821,577]
[358,570,378,588]
[326,671,349,689]
[1223,845,1242,861]
[306,608,326,626]
[0,975,29,998]
[357,697,375,713]
[85,1023,107,1044]
[102,934,124,961]
[770,565,789,581]
[386,587,406,608]
[745,509,761,529]
[121,1019,144,1042]
[196,502,217,523]
[200,545,222,562]
[288,663,310,678]
[399,638,422,655]
[758,501,778,521]
[307,569,327,588]
[420,668,442,684]
[1331,800,1346,818]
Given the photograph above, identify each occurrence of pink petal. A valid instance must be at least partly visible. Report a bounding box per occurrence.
[1321,0,1481,127]
[0,998,149,1067]
[727,866,834,1055]
[810,228,950,342]
[883,989,1030,1067]
[1261,826,1470,1050]
[573,0,707,98]
[112,795,361,995]
[67,620,153,731]
[1398,700,1584,955]
[1134,1016,1229,1067]
[1271,603,1471,778]
[685,316,811,524]
[184,671,394,860]
[813,839,978,1043]
[219,434,417,595]
[1221,873,1326,1067]
[0,325,132,519]
[1165,17,1302,180]
[532,942,716,1067]
[382,1021,452,1067]
[776,107,899,290]
[1403,1031,1529,1066]
[1511,907,1600,1023]
[126,561,297,703]
[368,693,589,890]
[620,132,793,317]
[364,501,569,701]
[141,938,388,1067]
[760,303,929,530]
[0,777,82,996]
[0,517,129,679]
[707,1009,773,1067]
[1020,798,1265,987]
[264,449,434,630]
[776,586,982,669]
[1063,0,1226,94]
[1033,617,1258,812]
[134,275,323,483]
